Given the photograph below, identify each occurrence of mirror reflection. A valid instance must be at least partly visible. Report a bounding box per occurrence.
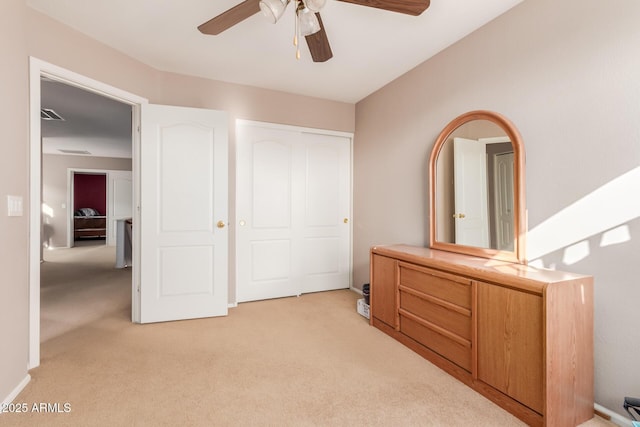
[434,119,515,251]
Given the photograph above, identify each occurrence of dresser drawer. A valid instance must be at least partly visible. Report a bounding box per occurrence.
[399,263,471,309]
[400,313,471,372]
[399,290,471,340]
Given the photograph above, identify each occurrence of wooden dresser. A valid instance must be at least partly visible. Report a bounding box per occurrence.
[370,244,594,427]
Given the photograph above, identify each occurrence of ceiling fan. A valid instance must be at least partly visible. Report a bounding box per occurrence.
[198,0,431,62]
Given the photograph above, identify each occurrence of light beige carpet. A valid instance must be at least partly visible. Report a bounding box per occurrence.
[4,246,613,426]
[40,242,131,342]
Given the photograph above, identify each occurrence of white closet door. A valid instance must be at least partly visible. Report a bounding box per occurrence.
[299,132,351,294]
[236,123,351,303]
[236,126,301,302]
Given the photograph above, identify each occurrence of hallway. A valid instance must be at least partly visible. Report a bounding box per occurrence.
[40,244,131,342]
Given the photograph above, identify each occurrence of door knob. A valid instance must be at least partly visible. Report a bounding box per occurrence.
[452,213,466,219]
[217,220,226,228]
[343,218,349,224]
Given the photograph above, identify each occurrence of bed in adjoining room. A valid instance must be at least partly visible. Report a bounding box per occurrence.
[73,207,106,240]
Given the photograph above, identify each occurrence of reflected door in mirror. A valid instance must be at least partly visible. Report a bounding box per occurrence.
[429,111,526,263]
[453,137,489,247]
[437,133,514,251]
[493,151,514,251]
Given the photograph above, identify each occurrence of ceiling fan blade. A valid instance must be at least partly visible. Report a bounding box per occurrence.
[198,0,261,35]
[305,13,333,62]
[335,0,430,16]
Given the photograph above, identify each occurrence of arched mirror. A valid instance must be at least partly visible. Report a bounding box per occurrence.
[429,110,526,264]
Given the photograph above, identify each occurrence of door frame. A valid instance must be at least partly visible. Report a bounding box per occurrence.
[67,168,132,248]
[29,57,148,368]
[67,169,107,248]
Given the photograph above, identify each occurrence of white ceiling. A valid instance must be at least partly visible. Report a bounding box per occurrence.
[41,78,133,158]
[32,0,524,158]
[28,0,523,104]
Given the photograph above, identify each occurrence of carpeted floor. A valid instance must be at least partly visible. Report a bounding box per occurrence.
[40,241,131,342]
[3,245,614,426]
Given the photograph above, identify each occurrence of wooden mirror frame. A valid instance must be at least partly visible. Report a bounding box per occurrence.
[429,110,527,264]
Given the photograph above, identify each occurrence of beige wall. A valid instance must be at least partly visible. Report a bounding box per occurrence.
[354,0,640,417]
[1,1,354,405]
[5,0,638,419]
[0,0,30,405]
[42,155,133,249]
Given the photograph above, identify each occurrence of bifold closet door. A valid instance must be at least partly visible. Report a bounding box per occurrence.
[236,123,351,302]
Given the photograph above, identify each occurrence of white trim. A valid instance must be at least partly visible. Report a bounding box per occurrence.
[29,57,148,369]
[348,125,354,290]
[67,169,74,248]
[595,403,635,427]
[130,108,142,324]
[33,58,148,105]
[236,119,354,140]
[29,60,42,369]
[479,136,511,144]
[1,375,31,409]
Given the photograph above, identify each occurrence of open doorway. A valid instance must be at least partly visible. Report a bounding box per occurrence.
[71,172,108,247]
[40,78,133,342]
[31,59,146,364]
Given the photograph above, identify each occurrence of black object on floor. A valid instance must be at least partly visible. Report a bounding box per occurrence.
[362,284,370,305]
[624,396,640,421]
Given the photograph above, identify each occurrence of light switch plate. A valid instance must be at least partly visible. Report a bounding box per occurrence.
[7,195,23,217]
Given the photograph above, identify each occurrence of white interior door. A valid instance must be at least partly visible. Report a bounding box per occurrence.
[453,137,489,247]
[139,104,228,323]
[493,152,515,251]
[107,170,132,246]
[236,123,351,303]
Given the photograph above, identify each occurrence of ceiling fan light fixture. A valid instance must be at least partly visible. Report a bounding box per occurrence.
[259,0,290,23]
[297,7,320,36]
[303,0,326,13]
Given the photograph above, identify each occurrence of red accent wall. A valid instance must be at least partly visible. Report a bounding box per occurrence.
[74,173,106,215]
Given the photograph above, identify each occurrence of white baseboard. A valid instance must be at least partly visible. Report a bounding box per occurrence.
[350,286,363,295]
[595,403,634,427]
[1,375,31,412]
